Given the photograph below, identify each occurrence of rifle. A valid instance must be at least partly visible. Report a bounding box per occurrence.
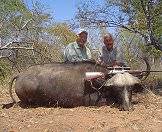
[105,67,162,79]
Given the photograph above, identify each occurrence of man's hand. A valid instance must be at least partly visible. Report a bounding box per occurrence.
[96,59,103,65]
[112,60,119,67]
[112,60,127,67]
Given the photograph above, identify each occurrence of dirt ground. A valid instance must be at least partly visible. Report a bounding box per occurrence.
[1,87,162,132]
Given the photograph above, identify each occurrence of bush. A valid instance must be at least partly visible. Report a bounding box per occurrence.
[0,59,12,84]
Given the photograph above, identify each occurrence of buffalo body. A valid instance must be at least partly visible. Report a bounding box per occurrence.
[9,61,141,110]
[10,61,107,107]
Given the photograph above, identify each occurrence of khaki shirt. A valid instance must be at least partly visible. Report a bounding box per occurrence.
[63,42,92,62]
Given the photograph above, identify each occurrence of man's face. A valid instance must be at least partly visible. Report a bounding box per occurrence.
[77,32,88,47]
[104,36,114,50]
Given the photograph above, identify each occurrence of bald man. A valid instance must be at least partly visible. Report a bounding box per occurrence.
[98,34,127,67]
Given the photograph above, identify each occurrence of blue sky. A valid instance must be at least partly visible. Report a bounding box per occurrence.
[25,0,104,22]
[25,0,80,21]
[24,0,116,34]
[41,0,77,21]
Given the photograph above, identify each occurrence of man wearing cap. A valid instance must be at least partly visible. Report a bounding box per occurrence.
[63,29,92,62]
[98,33,127,67]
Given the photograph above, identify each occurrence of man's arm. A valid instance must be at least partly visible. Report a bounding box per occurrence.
[63,48,69,62]
[96,47,109,66]
[96,47,103,63]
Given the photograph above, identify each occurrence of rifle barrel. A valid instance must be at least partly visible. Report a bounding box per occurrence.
[142,70,162,72]
[127,70,162,73]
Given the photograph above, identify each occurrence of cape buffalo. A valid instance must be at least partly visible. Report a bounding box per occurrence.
[8,60,145,110]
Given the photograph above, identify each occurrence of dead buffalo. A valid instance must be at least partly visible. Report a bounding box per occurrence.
[8,60,147,110]
[9,60,107,107]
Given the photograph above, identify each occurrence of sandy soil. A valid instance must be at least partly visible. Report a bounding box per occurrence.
[1,87,162,132]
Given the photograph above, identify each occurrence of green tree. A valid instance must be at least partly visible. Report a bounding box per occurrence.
[49,23,76,45]
[0,0,29,39]
[109,0,162,50]
[0,0,52,42]
[118,28,162,72]
[0,0,53,77]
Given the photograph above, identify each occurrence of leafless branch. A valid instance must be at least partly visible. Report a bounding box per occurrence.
[0,47,34,50]
[20,19,32,30]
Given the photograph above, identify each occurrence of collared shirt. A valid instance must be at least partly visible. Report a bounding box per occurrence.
[99,46,127,66]
[63,42,92,62]
[99,46,117,65]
